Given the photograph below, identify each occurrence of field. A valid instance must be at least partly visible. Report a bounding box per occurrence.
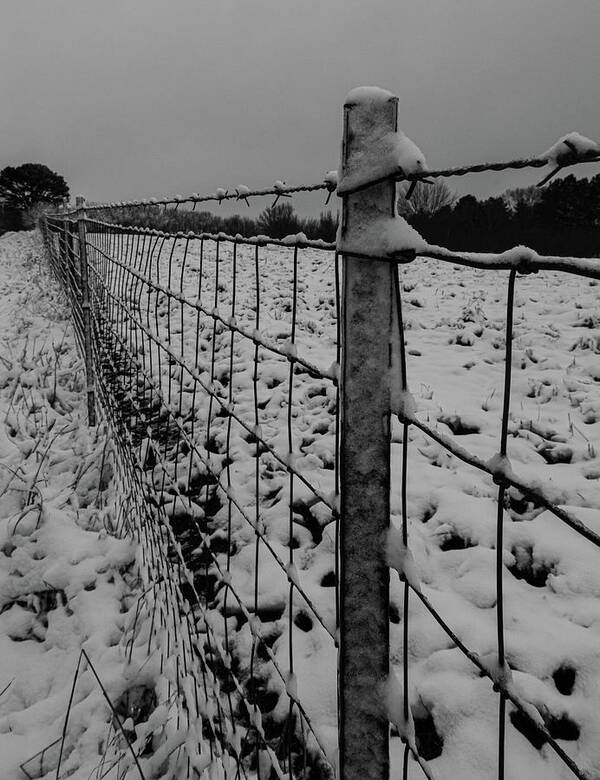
[85,225,600,778]
[2,227,600,778]
[0,231,141,779]
[387,256,600,778]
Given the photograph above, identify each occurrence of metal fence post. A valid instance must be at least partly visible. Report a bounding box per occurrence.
[76,196,97,426]
[338,90,397,779]
[61,216,75,298]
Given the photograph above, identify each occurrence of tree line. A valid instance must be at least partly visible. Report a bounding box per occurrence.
[1,160,598,257]
[400,173,600,257]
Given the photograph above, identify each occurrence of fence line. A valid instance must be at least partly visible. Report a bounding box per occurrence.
[39,86,600,780]
[43,205,341,779]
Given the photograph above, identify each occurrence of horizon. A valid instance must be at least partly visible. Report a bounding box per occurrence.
[1,0,599,218]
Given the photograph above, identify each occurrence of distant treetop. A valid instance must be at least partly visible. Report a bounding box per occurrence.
[0,163,69,212]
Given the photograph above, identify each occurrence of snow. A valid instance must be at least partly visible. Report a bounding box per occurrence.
[542,132,600,166]
[392,387,418,421]
[0,232,157,778]
[336,86,428,257]
[386,669,416,745]
[344,85,396,106]
[338,87,427,196]
[129,225,598,776]
[281,231,308,246]
[423,242,600,280]
[384,253,600,778]
[324,170,338,189]
[387,525,422,592]
[8,210,600,780]
[486,452,517,485]
[337,128,427,197]
[478,652,513,689]
[337,212,427,257]
[497,245,540,269]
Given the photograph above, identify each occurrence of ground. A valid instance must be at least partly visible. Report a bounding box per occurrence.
[1,229,599,779]
[0,231,150,779]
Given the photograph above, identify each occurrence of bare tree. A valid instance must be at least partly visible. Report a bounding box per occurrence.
[397,180,456,217]
[502,185,542,213]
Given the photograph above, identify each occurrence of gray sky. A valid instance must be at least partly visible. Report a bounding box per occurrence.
[1,0,599,215]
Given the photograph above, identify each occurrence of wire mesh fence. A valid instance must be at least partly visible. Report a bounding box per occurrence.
[42,206,341,779]
[38,85,600,780]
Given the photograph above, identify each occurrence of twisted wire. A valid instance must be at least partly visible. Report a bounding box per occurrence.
[59,181,334,216]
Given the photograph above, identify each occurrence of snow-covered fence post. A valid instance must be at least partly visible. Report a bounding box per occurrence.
[76,196,97,426]
[337,88,399,780]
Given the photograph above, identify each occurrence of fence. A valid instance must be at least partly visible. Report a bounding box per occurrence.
[39,86,600,780]
[43,193,341,779]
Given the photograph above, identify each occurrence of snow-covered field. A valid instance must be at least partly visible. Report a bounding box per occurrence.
[388,258,600,778]
[3,226,600,779]
[0,231,156,779]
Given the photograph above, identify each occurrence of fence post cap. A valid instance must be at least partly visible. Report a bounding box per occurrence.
[344,85,397,108]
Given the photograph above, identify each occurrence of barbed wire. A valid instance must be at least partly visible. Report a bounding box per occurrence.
[50,130,599,223]
[58,178,337,216]
[339,145,600,195]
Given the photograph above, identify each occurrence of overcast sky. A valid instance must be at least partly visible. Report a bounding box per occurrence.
[1,0,598,215]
